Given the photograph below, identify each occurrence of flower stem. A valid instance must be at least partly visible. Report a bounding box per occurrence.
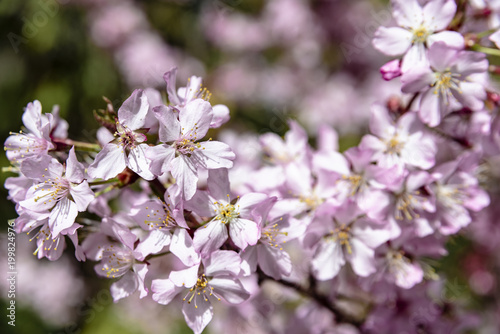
[89,178,119,186]
[476,28,499,39]
[94,184,117,197]
[51,137,101,153]
[470,45,500,57]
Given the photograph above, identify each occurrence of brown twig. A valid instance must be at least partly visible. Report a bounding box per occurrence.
[257,269,366,328]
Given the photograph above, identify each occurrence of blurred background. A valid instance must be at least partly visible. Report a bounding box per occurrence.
[1,0,497,333]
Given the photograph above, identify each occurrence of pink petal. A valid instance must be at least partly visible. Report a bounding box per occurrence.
[401,43,429,73]
[194,141,235,169]
[171,155,198,201]
[237,192,268,219]
[153,105,182,143]
[20,154,61,181]
[22,100,43,136]
[118,89,150,130]
[257,244,292,279]
[49,197,79,237]
[207,168,231,201]
[204,250,242,277]
[453,51,488,77]
[163,67,181,106]
[193,220,228,257]
[170,228,200,266]
[427,42,457,72]
[391,0,423,27]
[180,99,213,140]
[348,238,376,277]
[110,270,138,302]
[401,67,434,93]
[229,218,260,249]
[182,296,213,334]
[372,26,412,56]
[70,181,94,212]
[453,81,486,111]
[65,147,85,183]
[317,124,338,152]
[209,277,250,304]
[422,0,457,31]
[312,240,345,280]
[134,230,171,260]
[419,89,442,127]
[152,279,181,305]
[128,144,154,181]
[170,265,200,288]
[427,31,464,49]
[146,144,175,176]
[87,144,127,180]
[134,263,149,299]
[210,104,230,128]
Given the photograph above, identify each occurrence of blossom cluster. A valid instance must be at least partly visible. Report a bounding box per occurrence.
[5,0,500,333]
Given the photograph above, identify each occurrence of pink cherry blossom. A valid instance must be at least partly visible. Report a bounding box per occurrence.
[19,148,94,237]
[152,250,250,334]
[187,168,269,257]
[401,42,488,127]
[88,89,154,180]
[373,0,464,72]
[4,100,55,164]
[360,105,436,171]
[147,99,234,201]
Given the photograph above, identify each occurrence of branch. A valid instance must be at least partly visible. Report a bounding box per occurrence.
[257,269,366,328]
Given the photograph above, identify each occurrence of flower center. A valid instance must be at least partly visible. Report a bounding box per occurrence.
[411,26,429,43]
[386,249,411,275]
[33,173,70,206]
[143,202,177,230]
[341,174,364,196]
[385,136,403,155]
[115,123,146,153]
[328,224,352,254]
[175,138,201,156]
[99,246,134,278]
[434,184,465,208]
[214,200,240,224]
[395,191,423,221]
[183,274,221,309]
[299,194,323,211]
[28,224,61,256]
[432,71,461,98]
[262,221,288,249]
[4,131,50,163]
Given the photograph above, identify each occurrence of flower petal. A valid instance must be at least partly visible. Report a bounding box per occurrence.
[171,155,198,201]
[87,144,127,180]
[170,228,201,266]
[49,197,79,237]
[193,220,228,257]
[153,105,182,143]
[182,296,213,334]
[422,0,457,31]
[118,89,150,130]
[152,278,181,305]
[209,276,250,304]
[372,26,412,56]
[128,144,154,180]
[204,250,242,277]
[230,218,260,250]
[194,141,235,170]
[110,270,138,302]
[312,240,345,280]
[70,181,94,212]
